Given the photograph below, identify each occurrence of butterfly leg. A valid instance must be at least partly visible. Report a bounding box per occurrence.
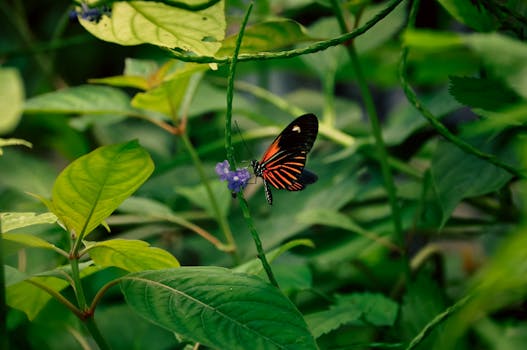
[263,179,273,205]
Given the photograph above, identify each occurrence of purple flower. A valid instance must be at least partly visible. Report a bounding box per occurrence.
[70,4,111,23]
[216,160,250,193]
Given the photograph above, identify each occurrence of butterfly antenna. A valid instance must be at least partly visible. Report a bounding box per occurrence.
[234,120,255,164]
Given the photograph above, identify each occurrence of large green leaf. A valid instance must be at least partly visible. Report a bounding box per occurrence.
[24,85,134,115]
[50,141,154,238]
[430,140,512,228]
[120,267,318,350]
[84,238,179,272]
[0,68,24,134]
[78,1,225,57]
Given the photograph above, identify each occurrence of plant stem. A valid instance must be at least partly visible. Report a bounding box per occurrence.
[167,0,404,64]
[223,2,279,287]
[239,196,279,288]
[330,1,406,257]
[69,257,88,311]
[0,232,8,350]
[84,317,111,350]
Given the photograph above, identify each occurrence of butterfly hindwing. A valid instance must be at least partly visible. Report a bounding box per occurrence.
[252,114,318,205]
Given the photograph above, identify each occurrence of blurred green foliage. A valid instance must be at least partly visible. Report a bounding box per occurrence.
[1,0,527,349]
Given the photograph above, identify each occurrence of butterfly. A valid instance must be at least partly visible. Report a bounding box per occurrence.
[251,113,319,205]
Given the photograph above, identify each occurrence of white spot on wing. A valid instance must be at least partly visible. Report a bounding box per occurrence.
[292,125,301,133]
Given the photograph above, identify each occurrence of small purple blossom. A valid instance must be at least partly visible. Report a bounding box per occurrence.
[216,160,251,193]
[70,4,111,23]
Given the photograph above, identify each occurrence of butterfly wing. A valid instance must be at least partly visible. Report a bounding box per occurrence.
[258,113,318,192]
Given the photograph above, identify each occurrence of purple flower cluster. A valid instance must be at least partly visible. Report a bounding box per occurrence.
[70,4,111,23]
[215,160,251,193]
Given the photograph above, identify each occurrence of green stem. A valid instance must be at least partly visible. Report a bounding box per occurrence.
[26,279,84,319]
[330,1,406,255]
[69,257,88,311]
[166,0,404,64]
[180,132,238,257]
[0,233,8,350]
[84,318,111,350]
[239,196,279,288]
[400,0,525,179]
[223,2,279,288]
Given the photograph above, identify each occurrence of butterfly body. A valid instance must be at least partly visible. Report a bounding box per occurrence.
[251,114,319,205]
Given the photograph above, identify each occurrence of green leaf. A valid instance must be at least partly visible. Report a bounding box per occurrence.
[0,68,24,134]
[306,293,398,338]
[464,33,527,99]
[175,181,231,218]
[430,140,513,228]
[4,265,27,287]
[0,138,32,155]
[24,85,134,115]
[234,239,315,276]
[399,273,447,345]
[84,238,179,272]
[2,233,57,256]
[0,212,58,233]
[131,76,191,117]
[78,1,225,57]
[438,0,497,31]
[217,19,313,56]
[403,29,464,50]
[449,76,522,111]
[6,263,103,320]
[50,140,154,238]
[353,1,406,53]
[120,267,318,350]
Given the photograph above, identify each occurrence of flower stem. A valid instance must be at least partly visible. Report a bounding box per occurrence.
[223,2,279,288]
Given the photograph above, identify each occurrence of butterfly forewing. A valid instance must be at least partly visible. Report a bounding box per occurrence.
[252,114,319,204]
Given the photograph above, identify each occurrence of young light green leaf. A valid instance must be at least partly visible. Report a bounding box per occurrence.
[0,68,24,134]
[51,140,154,238]
[217,19,313,56]
[84,238,179,272]
[24,85,134,115]
[0,212,57,233]
[306,293,398,338]
[120,267,318,350]
[79,1,225,57]
[131,76,191,117]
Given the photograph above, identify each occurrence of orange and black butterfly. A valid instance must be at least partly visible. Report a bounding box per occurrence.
[251,114,318,205]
